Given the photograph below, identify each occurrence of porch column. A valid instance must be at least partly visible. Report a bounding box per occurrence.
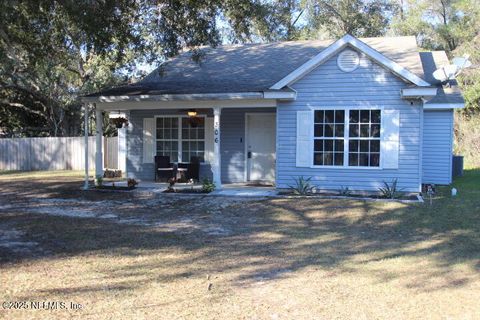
[95,107,104,178]
[213,107,222,189]
[118,125,127,175]
[83,103,89,190]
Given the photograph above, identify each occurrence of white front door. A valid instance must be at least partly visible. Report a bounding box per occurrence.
[246,113,276,183]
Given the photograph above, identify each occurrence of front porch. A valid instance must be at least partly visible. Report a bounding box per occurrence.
[84,102,278,191]
[101,180,278,197]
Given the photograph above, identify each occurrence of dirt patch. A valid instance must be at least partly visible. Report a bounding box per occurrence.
[0,190,252,238]
[0,223,39,257]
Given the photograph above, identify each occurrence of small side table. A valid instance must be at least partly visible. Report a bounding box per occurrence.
[176,163,188,181]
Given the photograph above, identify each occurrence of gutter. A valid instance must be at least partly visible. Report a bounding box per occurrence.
[401,87,437,99]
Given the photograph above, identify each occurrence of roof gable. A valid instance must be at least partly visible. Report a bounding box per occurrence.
[270,35,431,89]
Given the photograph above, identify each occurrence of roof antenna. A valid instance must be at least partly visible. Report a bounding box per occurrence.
[432,54,472,87]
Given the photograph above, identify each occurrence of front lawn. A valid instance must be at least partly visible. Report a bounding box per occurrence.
[0,170,479,319]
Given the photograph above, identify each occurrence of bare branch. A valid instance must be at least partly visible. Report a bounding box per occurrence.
[0,100,48,119]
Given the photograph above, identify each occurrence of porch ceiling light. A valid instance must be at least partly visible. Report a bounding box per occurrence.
[187,109,197,117]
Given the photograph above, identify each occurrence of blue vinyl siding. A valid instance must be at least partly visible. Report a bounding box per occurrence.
[126,107,275,182]
[276,49,422,192]
[422,110,453,184]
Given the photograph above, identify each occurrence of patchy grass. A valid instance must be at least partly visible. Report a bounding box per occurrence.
[0,170,479,319]
[0,170,84,180]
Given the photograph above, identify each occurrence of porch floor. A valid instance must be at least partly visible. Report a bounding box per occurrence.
[102,180,277,197]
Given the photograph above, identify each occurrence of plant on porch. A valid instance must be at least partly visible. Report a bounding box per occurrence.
[110,117,129,128]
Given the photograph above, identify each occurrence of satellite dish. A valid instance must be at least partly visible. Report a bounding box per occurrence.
[433,54,472,83]
[452,55,472,69]
[432,54,472,84]
[433,64,459,82]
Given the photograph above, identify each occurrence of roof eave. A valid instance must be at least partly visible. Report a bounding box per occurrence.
[423,102,465,109]
[81,92,265,103]
[81,89,297,103]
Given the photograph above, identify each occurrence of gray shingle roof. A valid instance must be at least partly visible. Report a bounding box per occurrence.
[87,36,463,106]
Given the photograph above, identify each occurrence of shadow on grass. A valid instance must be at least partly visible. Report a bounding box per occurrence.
[0,169,479,298]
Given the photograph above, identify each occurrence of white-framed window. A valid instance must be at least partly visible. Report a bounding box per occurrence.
[313,109,381,168]
[156,116,205,163]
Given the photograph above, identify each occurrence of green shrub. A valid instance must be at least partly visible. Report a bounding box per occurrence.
[202,178,215,193]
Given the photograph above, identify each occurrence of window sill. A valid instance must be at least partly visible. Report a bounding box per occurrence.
[310,165,383,170]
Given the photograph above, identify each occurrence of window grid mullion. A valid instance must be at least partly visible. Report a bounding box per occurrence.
[344,109,350,167]
[178,117,182,163]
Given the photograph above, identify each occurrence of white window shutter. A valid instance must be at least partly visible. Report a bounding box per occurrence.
[381,110,400,169]
[296,111,313,167]
[143,118,155,163]
[204,117,214,164]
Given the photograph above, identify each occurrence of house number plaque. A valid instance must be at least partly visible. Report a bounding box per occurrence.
[214,122,219,144]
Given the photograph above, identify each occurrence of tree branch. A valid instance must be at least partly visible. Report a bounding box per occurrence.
[0,100,48,119]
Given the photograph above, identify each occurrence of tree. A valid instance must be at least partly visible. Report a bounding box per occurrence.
[302,0,398,38]
[391,0,480,52]
[0,0,275,137]
[454,34,480,113]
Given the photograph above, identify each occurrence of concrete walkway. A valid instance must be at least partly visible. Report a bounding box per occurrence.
[102,180,278,197]
[210,185,277,197]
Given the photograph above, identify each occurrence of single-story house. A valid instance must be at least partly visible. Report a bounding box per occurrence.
[82,34,464,193]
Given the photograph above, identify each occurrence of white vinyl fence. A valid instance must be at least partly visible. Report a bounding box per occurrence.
[104,136,118,169]
[0,136,119,171]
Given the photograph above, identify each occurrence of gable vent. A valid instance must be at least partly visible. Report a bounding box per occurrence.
[337,49,360,72]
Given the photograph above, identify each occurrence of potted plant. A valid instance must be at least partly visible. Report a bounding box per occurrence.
[127,178,138,188]
[111,117,129,128]
[188,116,201,128]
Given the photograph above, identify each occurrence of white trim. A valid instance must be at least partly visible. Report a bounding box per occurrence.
[244,112,276,183]
[96,99,277,111]
[418,108,424,191]
[401,87,437,98]
[212,107,222,189]
[296,110,314,167]
[448,110,454,184]
[85,91,296,104]
[95,108,104,178]
[423,103,464,109]
[83,92,264,103]
[380,110,400,169]
[142,118,155,164]
[83,103,90,190]
[263,91,297,99]
[310,106,384,170]
[270,34,431,90]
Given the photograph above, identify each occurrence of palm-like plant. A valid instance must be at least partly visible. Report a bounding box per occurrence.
[289,176,314,195]
[378,179,403,199]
